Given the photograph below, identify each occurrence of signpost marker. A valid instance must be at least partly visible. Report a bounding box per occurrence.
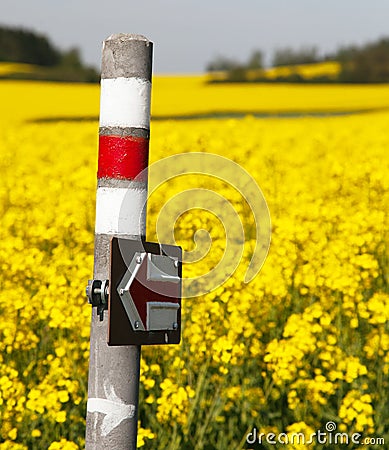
[85,34,182,449]
[85,34,152,450]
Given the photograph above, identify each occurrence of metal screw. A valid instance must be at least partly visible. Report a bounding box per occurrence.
[172,322,178,330]
[174,260,179,268]
[134,321,140,329]
[119,289,124,296]
[136,255,142,264]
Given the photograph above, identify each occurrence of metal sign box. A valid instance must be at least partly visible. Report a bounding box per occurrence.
[108,237,182,346]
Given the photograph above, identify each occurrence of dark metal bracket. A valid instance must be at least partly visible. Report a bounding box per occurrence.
[86,279,109,321]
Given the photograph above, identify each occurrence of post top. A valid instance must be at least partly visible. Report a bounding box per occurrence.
[101,34,153,80]
[105,34,151,43]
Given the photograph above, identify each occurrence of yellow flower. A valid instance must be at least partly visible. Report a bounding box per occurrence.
[7,428,17,440]
[137,423,155,448]
[339,390,375,432]
[55,411,67,423]
[48,439,79,450]
[58,390,70,403]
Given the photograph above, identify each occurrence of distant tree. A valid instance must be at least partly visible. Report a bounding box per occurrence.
[57,47,99,82]
[272,46,319,66]
[206,36,389,84]
[206,55,241,72]
[0,25,61,66]
[0,25,99,82]
[247,50,263,69]
[206,50,264,73]
[225,65,248,82]
[206,50,264,82]
[334,45,359,63]
[60,48,83,69]
[338,38,389,83]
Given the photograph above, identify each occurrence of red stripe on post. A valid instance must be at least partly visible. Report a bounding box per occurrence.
[98,135,149,180]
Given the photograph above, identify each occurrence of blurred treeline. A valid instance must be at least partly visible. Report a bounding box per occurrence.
[207,38,389,83]
[0,25,99,83]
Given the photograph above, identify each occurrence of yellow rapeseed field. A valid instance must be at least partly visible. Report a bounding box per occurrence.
[0,62,40,77]
[0,77,388,449]
[263,61,341,80]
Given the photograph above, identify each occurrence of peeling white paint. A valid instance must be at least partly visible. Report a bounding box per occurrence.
[87,385,136,437]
